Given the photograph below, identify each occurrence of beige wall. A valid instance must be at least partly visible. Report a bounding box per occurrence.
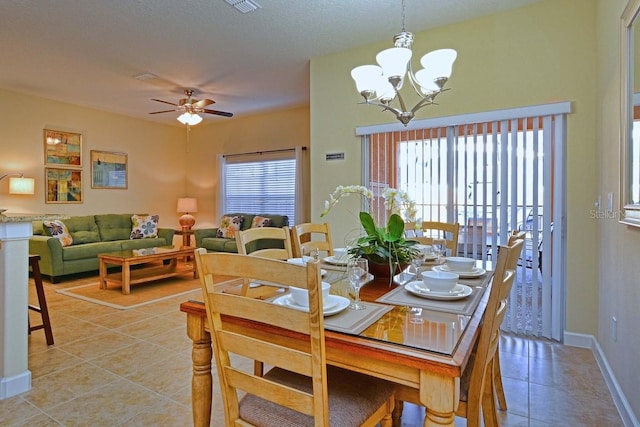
[311,0,599,336]
[187,105,310,228]
[597,0,640,418]
[0,88,186,229]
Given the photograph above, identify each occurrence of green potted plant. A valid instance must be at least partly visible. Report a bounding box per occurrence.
[321,185,419,281]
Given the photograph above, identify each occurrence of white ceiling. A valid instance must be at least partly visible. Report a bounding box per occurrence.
[0,0,541,127]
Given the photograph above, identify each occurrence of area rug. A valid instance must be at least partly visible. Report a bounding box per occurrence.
[55,276,203,310]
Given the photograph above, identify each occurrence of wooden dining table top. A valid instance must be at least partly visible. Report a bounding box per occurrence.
[180,261,492,379]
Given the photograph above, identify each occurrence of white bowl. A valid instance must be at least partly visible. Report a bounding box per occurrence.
[444,256,475,272]
[289,282,331,307]
[416,244,433,255]
[332,247,348,261]
[420,270,459,292]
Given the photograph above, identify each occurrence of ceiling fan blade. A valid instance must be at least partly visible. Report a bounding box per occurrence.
[149,109,178,114]
[203,108,234,118]
[151,98,179,106]
[193,98,215,108]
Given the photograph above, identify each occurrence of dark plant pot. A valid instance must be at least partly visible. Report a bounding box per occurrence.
[366,259,407,280]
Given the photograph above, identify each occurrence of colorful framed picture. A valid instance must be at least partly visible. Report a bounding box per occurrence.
[91,150,128,189]
[44,129,82,167]
[45,167,82,203]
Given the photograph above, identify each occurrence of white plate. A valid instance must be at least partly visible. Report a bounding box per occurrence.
[323,255,349,266]
[272,294,350,316]
[432,265,486,278]
[286,259,327,276]
[405,281,473,301]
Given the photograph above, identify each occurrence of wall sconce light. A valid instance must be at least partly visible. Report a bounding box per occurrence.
[1,173,35,195]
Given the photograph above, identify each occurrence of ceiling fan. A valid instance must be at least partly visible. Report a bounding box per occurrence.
[149,89,233,125]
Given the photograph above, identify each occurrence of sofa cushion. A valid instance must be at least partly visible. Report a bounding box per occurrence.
[200,237,239,253]
[251,215,273,228]
[130,214,159,239]
[43,220,73,247]
[256,214,289,228]
[62,241,123,261]
[95,214,132,241]
[216,215,244,238]
[63,215,101,245]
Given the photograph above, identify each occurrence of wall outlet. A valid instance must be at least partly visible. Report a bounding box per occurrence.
[611,316,617,342]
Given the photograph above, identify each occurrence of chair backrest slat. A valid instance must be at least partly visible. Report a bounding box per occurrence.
[291,222,334,258]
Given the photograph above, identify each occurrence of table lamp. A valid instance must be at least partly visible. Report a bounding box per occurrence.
[177,197,198,231]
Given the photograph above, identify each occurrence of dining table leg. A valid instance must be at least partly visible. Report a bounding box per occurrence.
[186,313,213,427]
[420,371,458,427]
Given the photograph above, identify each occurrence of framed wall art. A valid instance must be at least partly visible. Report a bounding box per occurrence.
[91,150,128,189]
[44,129,82,167]
[45,167,82,203]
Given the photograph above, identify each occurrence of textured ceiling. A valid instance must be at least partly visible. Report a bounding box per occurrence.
[0,0,541,126]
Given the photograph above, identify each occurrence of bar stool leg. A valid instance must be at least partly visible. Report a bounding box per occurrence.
[28,255,54,345]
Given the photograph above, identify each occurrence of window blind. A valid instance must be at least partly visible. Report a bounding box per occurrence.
[222,150,297,225]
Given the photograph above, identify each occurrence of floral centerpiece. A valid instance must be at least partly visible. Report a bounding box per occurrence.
[321,185,419,280]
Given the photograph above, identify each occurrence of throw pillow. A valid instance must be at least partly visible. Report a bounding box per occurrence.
[251,215,272,228]
[216,215,244,238]
[130,214,159,239]
[43,220,73,247]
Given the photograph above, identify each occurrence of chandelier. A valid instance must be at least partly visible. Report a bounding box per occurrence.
[350,0,457,126]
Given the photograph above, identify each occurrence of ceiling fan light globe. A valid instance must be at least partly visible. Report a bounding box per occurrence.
[177,112,203,126]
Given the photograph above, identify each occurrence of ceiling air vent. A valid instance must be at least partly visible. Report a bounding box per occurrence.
[225,0,261,14]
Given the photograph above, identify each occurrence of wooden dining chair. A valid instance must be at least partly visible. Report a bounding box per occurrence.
[395,237,524,427]
[490,230,527,412]
[194,249,396,427]
[236,226,293,260]
[235,226,293,375]
[405,221,460,256]
[290,222,334,258]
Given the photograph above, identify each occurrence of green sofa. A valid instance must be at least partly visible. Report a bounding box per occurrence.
[194,213,289,253]
[29,214,175,282]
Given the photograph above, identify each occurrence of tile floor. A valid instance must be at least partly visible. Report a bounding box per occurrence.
[0,273,624,426]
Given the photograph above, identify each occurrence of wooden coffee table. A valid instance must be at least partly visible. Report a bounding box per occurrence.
[98,246,197,295]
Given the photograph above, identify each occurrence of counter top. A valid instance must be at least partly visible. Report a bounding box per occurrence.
[0,213,69,223]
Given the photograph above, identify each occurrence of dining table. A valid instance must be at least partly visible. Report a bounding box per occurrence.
[179,258,493,427]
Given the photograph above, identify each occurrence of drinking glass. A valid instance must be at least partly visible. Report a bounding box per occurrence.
[432,238,446,263]
[347,257,368,310]
[411,248,427,276]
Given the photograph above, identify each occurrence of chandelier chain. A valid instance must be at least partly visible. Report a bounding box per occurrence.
[401,0,406,32]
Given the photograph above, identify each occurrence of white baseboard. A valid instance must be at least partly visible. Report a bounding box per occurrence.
[0,370,31,400]
[564,331,639,427]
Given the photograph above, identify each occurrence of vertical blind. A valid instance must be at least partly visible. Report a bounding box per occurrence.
[221,150,298,225]
[358,103,568,339]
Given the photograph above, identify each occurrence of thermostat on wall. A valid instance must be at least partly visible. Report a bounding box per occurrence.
[325,152,345,161]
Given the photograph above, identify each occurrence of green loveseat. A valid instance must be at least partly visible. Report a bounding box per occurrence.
[29,214,175,282]
[194,213,289,253]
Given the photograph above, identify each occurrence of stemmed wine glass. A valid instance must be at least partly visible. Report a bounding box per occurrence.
[347,257,368,310]
[411,247,427,276]
[432,238,447,263]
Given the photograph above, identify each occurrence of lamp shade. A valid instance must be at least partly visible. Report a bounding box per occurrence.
[419,49,457,79]
[351,65,383,93]
[177,112,203,126]
[177,197,198,213]
[376,47,412,79]
[9,177,35,195]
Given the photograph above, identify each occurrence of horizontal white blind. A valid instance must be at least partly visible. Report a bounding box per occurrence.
[223,155,296,225]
